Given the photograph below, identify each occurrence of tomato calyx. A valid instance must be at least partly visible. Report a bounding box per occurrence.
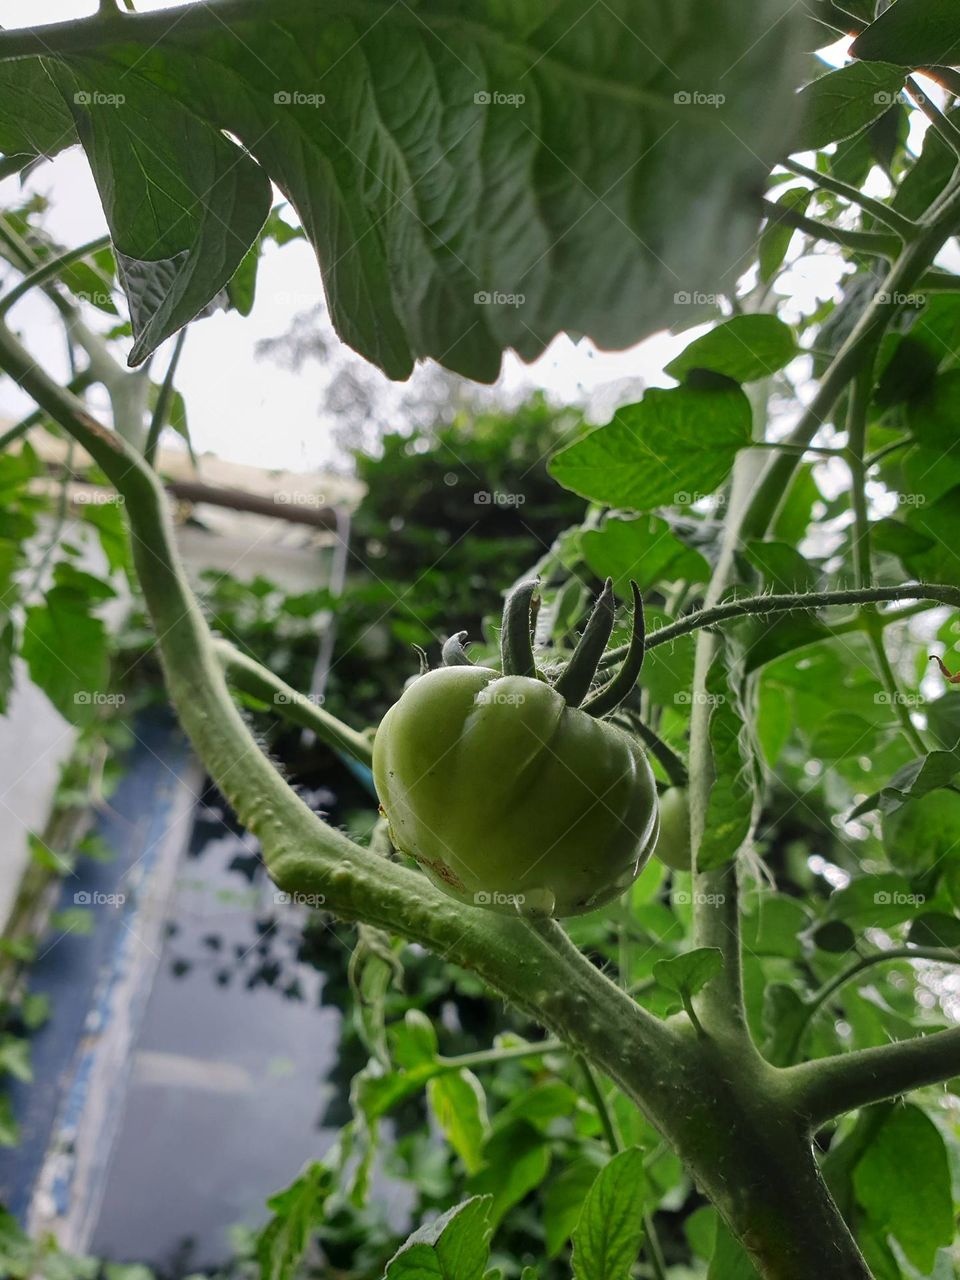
[443,576,647,718]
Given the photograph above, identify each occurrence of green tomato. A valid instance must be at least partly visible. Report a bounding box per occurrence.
[373,665,659,918]
[653,787,691,872]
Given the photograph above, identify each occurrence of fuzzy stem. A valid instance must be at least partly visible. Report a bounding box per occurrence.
[214,640,374,766]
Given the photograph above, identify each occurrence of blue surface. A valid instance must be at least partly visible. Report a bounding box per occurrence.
[0,711,195,1219]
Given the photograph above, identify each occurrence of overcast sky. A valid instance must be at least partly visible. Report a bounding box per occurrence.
[0,1,855,473]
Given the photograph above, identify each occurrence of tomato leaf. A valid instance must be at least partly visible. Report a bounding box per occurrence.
[794,62,907,151]
[47,59,272,366]
[385,1196,492,1280]
[853,1104,954,1272]
[581,516,710,596]
[427,1070,490,1175]
[571,1147,646,1280]
[256,1162,334,1280]
[665,316,797,384]
[654,948,724,1001]
[852,1,960,66]
[550,386,752,511]
[34,0,808,379]
[0,60,76,160]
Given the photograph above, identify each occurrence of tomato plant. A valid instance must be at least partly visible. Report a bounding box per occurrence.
[5,2,960,1278]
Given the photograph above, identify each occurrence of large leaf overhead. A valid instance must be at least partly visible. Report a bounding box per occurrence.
[2,0,805,377]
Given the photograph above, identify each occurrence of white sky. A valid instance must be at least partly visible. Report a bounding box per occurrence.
[0,1,853,472]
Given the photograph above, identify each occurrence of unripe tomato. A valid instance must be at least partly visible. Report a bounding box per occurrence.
[373,665,659,917]
[653,787,691,872]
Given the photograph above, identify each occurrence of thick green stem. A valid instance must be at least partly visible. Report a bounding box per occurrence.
[786,1025,960,1128]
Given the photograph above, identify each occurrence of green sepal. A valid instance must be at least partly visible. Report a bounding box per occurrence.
[443,631,475,667]
[553,578,616,707]
[500,578,539,678]
[582,582,646,718]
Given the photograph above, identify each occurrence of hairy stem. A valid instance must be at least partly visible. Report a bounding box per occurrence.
[215,639,373,766]
[786,1025,960,1126]
[603,583,960,666]
[780,158,918,240]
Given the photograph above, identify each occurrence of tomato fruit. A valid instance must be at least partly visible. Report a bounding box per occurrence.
[373,579,660,917]
[653,787,691,872]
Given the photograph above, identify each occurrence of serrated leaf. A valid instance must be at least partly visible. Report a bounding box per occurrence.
[550,386,752,512]
[852,1,960,66]
[794,62,907,151]
[571,1148,646,1280]
[32,0,808,380]
[666,316,797,384]
[385,1196,492,1280]
[428,1070,490,1175]
[654,948,723,999]
[47,59,272,366]
[257,1162,333,1280]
